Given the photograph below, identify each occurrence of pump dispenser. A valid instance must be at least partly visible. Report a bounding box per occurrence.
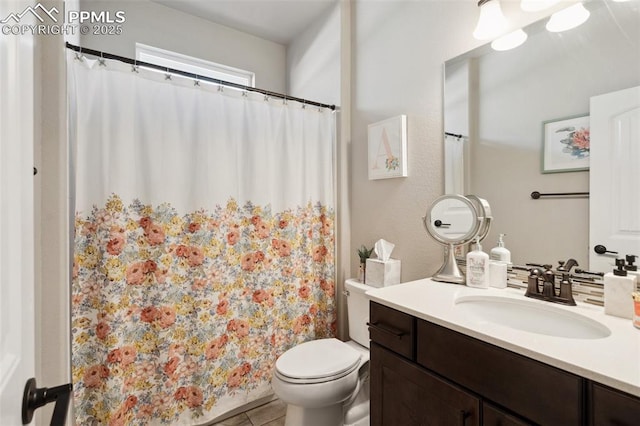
[490,234,511,264]
[604,258,637,319]
[466,237,489,288]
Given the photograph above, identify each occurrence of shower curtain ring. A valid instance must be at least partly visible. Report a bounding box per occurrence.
[98,51,106,67]
[194,75,200,86]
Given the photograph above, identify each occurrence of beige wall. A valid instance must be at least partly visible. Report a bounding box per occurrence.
[287,2,341,106]
[34,1,71,424]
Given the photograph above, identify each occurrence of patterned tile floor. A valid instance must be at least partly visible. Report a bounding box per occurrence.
[211,399,286,426]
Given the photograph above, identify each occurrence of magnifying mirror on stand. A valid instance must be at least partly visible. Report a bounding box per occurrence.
[422,194,492,284]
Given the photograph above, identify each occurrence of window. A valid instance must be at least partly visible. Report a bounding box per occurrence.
[135,43,255,87]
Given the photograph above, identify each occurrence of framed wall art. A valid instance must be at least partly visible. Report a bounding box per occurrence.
[542,114,590,173]
[368,115,408,180]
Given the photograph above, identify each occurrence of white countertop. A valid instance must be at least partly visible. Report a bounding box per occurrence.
[364,278,640,397]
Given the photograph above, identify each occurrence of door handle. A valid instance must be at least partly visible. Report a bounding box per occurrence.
[22,378,72,426]
[594,244,618,255]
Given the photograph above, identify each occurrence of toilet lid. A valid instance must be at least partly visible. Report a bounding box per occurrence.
[276,338,361,381]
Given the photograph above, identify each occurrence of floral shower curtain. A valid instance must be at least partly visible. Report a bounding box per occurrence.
[68,52,336,425]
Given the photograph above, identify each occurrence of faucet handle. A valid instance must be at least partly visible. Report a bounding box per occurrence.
[558,273,577,305]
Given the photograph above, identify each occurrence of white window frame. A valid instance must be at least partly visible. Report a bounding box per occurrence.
[135,43,255,87]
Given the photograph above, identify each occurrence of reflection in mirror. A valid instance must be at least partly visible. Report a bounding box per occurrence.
[444,0,640,270]
[428,197,477,242]
[424,195,492,284]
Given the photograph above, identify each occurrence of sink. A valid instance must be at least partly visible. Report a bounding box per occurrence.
[454,295,611,339]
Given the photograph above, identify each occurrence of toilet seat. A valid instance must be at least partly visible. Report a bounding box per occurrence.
[275,338,362,384]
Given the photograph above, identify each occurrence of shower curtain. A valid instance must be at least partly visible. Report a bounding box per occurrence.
[68,52,336,425]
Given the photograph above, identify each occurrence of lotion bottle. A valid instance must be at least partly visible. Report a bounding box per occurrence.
[604,259,637,319]
[466,237,489,288]
[490,233,511,264]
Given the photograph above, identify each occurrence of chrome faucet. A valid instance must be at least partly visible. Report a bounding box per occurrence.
[525,260,577,306]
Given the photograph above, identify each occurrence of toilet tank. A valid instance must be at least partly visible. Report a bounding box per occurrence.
[345,279,371,348]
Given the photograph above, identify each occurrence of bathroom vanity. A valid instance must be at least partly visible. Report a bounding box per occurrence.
[366,279,640,425]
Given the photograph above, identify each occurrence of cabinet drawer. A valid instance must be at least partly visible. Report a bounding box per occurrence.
[589,382,640,426]
[369,302,415,359]
[417,320,583,425]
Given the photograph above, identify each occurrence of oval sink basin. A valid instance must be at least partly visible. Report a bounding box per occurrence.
[454,295,611,339]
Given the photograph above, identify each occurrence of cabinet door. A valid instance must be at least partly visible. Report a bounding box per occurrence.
[590,383,640,426]
[483,402,533,426]
[371,343,480,426]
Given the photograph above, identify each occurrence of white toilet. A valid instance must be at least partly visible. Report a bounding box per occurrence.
[271,279,370,426]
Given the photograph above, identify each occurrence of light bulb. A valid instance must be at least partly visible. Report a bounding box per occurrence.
[473,0,508,40]
[546,2,590,33]
[491,29,528,51]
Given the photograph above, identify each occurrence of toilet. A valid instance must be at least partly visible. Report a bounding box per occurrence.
[272,279,370,426]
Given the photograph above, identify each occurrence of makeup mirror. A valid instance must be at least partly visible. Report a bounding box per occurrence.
[423,194,492,284]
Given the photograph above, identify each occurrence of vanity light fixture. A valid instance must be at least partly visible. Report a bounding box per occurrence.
[491,29,528,51]
[546,2,590,33]
[520,0,561,12]
[473,0,508,40]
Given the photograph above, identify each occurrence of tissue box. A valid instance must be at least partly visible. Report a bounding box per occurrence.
[365,258,401,287]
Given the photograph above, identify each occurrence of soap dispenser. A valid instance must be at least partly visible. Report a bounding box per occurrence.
[490,233,511,264]
[604,258,638,319]
[466,237,489,289]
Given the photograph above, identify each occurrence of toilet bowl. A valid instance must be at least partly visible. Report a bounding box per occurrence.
[272,338,369,426]
[271,279,371,426]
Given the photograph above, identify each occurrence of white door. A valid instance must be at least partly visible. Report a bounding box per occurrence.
[0,0,35,423]
[590,86,640,273]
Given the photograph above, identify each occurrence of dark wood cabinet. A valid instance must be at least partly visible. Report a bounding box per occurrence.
[369,301,640,426]
[482,403,531,426]
[589,382,640,426]
[371,343,480,426]
[417,320,583,425]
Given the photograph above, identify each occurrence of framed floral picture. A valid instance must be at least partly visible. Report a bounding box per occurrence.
[542,114,590,173]
[368,115,408,180]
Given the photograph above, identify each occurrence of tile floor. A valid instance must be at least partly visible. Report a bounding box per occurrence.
[211,399,287,426]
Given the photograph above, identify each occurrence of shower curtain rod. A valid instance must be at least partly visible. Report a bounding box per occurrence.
[65,42,336,111]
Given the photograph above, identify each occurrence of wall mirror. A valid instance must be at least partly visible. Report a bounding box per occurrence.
[423,195,492,284]
[444,0,640,271]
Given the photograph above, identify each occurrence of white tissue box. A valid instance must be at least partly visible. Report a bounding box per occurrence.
[365,258,401,287]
